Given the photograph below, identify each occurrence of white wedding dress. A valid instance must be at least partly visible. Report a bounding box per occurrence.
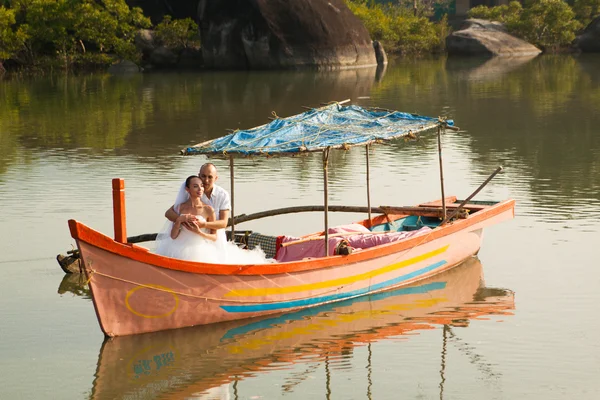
[155,216,219,262]
[155,215,273,265]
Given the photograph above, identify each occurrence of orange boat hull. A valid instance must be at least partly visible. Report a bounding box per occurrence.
[70,198,515,336]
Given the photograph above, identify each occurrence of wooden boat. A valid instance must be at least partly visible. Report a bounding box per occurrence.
[68,101,515,337]
[90,258,514,399]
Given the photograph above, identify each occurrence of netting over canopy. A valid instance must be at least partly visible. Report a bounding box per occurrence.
[182,103,453,157]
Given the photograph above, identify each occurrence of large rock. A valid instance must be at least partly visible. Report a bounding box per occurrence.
[134,29,156,57]
[446,19,542,57]
[197,0,378,69]
[149,46,178,67]
[573,15,600,53]
[178,47,204,69]
[107,60,141,74]
[373,40,388,65]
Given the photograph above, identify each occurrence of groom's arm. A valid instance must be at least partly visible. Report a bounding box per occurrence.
[200,209,229,230]
[165,206,178,222]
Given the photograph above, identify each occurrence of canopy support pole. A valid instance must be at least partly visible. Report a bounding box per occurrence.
[366,144,372,226]
[437,125,447,221]
[323,147,331,256]
[229,155,235,240]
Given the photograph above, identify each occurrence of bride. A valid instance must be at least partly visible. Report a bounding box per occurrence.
[155,175,273,264]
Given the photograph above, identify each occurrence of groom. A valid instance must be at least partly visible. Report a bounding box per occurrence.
[165,163,231,231]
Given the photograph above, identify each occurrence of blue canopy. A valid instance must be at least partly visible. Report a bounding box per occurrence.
[183,103,453,157]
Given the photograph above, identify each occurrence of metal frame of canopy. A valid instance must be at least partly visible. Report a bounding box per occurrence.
[182,100,459,256]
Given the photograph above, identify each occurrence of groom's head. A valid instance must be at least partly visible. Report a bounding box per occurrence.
[199,163,218,192]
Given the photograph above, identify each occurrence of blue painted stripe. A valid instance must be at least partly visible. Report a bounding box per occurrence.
[221,280,447,340]
[221,260,447,313]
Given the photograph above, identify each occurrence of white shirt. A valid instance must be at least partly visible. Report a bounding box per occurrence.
[201,184,231,221]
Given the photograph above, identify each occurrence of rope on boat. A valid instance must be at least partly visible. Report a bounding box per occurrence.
[87,269,344,304]
[84,270,93,286]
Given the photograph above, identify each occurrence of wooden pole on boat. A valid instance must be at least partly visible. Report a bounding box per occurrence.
[440,166,504,226]
[437,125,447,221]
[230,204,466,226]
[366,144,372,226]
[229,155,235,240]
[111,178,127,243]
[323,147,331,256]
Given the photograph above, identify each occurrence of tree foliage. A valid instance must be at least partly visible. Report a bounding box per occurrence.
[518,0,581,50]
[468,0,582,51]
[155,15,200,50]
[0,6,25,60]
[397,0,455,18]
[345,0,449,54]
[0,0,150,69]
[572,0,600,26]
[468,1,523,26]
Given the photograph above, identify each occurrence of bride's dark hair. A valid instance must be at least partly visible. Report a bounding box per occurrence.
[185,175,201,188]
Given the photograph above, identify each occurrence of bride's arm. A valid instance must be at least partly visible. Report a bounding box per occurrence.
[184,208,217,241]
[171,206,197,239]
[188,224,217,241]
[197,230,217,241]
[170,214,189,239]
[197,207,217,241]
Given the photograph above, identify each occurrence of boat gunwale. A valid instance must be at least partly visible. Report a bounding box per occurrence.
[69,198,514,276]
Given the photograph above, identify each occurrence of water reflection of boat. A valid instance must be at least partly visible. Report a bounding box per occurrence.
[57,273,90,299]
[90,257,514,399]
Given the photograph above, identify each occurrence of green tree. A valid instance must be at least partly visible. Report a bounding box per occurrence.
[72,0,150,64]
[468,0,581,51]
[468,1,523,25]
[0,6,26,62]
[345,0,448,54]
[397,0,454,18]
[572,0,600,25]
[17,0,77,66]
[155,15,200,50]
[517,0,581,50]
[2,0,150,69]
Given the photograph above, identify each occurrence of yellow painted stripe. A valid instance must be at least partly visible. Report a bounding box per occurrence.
[225,297,447,354]
[225,245,449,297]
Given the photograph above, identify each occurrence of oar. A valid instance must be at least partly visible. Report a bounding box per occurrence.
[440,166,504,226]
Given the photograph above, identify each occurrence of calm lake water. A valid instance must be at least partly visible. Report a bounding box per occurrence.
[1,54,600,399]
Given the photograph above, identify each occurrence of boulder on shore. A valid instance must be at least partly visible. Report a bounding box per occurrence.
[107,60,141,74]
[573,15,600,53]
[133,28,203,70]
[149,46,178,67]
[197,0,378,69]
[134,29,156,57]
[446,19,541,57]
[373,40,388,65]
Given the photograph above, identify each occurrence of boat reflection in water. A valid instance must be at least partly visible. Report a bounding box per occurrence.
[89,257,514,399]
[57,273,91,299]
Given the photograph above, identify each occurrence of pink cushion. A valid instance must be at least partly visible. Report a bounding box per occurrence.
[327,224,371,235]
